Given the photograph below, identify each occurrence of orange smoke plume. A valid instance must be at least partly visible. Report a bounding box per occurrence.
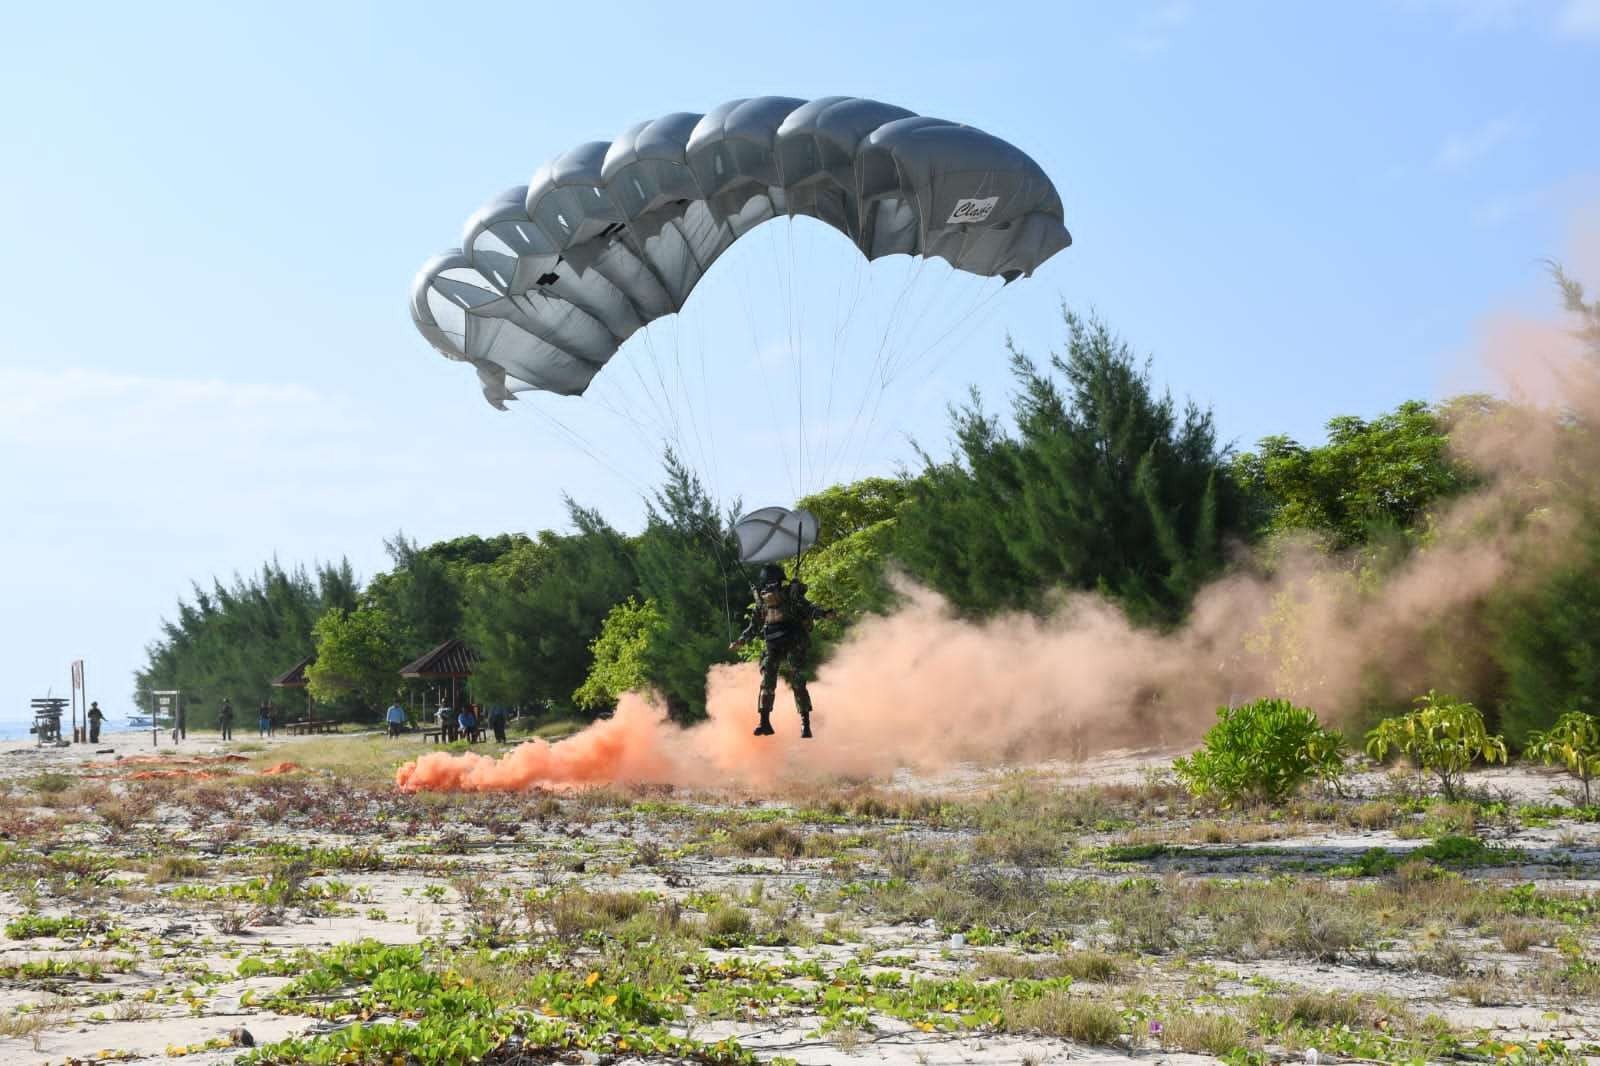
[396,217,1600,794]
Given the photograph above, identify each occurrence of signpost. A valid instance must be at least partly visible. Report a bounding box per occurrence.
[70,660,87,743]
[150,690,181,748]
[30,698,68,746]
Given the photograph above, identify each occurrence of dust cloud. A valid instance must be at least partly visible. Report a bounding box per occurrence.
[397,221,1600,793]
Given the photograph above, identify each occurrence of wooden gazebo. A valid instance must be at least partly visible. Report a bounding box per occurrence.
[400,639,479,715]
[269,654,316,723]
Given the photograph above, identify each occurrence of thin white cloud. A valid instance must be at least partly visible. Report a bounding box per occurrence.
[1126,0,1194,56]
[1428,0,1529,31]
[1472,187,1545,226]
[2,367,327,448]
[1408,0,1599,38]
[1557,0,1600,37]
[1435,116,1520,171]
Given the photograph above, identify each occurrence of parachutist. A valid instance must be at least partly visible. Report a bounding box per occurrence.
[731,562,833,738]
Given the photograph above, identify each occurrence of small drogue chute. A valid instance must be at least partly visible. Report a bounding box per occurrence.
[733,506,819,564]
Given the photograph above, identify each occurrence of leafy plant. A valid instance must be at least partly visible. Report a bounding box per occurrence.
[1523,711,1600,806]
[1364,691,1507,800]
[1172,698,1347,805]
[5,914,90,940]
[573,597,662,711]
[306,607,406,712]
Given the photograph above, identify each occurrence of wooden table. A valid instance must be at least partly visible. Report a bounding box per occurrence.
[424,728,485,744]
[287,720,339,736]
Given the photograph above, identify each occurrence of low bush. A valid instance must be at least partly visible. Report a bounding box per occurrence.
[1366,691,1507,800]
[1524,711,1600,806]
[1173,698,1346,805]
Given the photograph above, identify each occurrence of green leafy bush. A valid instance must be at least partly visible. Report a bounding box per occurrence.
[573,597,663,711]
[1523,710,1600,806]
[1365,691,1507,800]
[1173,698,1346,805]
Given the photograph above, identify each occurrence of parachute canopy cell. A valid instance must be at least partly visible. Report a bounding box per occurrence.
[411,96,1072,408]
[734,506,821,564]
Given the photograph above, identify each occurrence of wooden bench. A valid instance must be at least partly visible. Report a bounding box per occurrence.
[424,728,486,744]
[287,720,339,736]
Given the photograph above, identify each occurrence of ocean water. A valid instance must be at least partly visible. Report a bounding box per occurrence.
[0,716,153,742]
[0,717,41,741]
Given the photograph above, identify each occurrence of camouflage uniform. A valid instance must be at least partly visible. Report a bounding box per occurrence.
[736,565,830,738]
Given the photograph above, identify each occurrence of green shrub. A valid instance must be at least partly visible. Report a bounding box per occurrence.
[1365,691,1507,800]
[1523,711,1600,806]
[1173,698,1346,805]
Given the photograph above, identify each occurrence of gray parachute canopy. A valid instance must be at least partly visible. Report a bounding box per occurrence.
[733,506,820,564]
[411,96,1071,409]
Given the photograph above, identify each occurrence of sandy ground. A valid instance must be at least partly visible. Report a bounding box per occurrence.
[4,726,338,764]
[0,730,1596,1065]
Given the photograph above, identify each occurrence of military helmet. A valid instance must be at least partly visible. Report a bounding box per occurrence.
[757,563,785,586]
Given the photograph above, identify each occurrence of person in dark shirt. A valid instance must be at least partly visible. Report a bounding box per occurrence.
[218,698,235,741]
[87,702,105,744]
[731,563,833,738]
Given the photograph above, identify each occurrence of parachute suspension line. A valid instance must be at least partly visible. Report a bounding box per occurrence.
[787,215,806,499]
[887,276,1008,388]
[618,324,680,449]
[641,323,687,462]
[691,303,724,514]
[846,278,1001,483]
[669,317,719,518]
[814,236,869,491]
[736,229,799,502]
[588,390,668,482]
[830,254,927,498]
[880,266,984,387]
[844,276,1010,485]
[527,401,653,502]
[764,215,803,500]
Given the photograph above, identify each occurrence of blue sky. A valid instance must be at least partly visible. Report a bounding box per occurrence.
[2,0,1597,729]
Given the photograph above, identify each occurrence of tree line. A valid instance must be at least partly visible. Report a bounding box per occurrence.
[136,277,1600,745]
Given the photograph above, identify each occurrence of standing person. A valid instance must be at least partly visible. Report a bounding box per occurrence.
[258,700,272,738]
[437,701,455,743]
[218,698,234,741]
[87,701,105,744]
[174,700,188,741]
[385,700,407,738]
[730,563,834,738]
[488,705,508,744]
[457,704,478,742]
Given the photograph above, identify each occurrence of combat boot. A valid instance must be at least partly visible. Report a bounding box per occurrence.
[754,694,776,736]
[799,711,813,739]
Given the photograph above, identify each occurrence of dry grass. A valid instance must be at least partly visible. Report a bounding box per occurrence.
[1450,975,1509,1006]
[704,902,752,939]
[1263,990,1413,1031]
[111,997,160,1021]
[1159,1011,1250,1056]
[1002,990,1123,1044]
[1181,819,1296,845]
[146,855,207,883]
[1186,879,1370,962]
[723,821,808,858]
[1347,799,1399,829]
[0,993,73,1050]
[526,888,654,941]
[978,948,1123,983]
[1495,918,1545,953]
